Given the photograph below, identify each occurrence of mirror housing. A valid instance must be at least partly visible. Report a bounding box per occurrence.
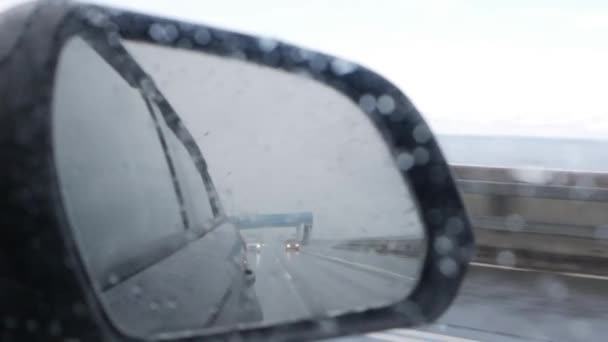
[0,1,475,341]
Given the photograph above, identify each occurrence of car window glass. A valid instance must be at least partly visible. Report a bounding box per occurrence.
[52,36,186,285]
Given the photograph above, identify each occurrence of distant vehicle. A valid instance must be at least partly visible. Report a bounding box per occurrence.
[284,239,301,252]
[247,242,262,253]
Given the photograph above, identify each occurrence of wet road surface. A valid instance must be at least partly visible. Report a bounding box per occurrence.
[248,242,608,342]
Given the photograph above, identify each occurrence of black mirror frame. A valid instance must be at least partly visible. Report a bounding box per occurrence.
[0,1,475,341]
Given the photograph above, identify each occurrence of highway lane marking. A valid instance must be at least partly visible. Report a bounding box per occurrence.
[270,248,311,315]
[368,329,479,342]
[302,251,415,280]
[367,332,426,342]
[471,262,608,281]
[390,329,479,342]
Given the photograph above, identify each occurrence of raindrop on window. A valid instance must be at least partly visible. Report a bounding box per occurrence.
[139,78,161,101]
[165,299,178,310]
[48,320,62,336]
[149,23,179,44]
[413,124,432,143]
[396,152,415,171]
[3,316,17,329]
[83,8,107,27]
[309,55,328,73]
[258,37,279,52]
[548,281,569,301]
[317,319,338,334]
[377,95,395,114]
[434,236,453,255]
[330,58,357,75]
[438,257,459,277]
[107,31,120,47]
[496,250,516,267]
[193,28,212,46]
[358,94,376,113]
[107,273,120,286]
[149,301,160,311]
[413,147,430,165]
[505,214,525,232]
[511,168,552,184]
[130,285,143,297]
[25,319,38,332]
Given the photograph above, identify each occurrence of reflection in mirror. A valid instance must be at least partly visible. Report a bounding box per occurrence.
[52,35,426,338]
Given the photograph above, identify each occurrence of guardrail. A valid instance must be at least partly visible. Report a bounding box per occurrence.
[325,165,608,275]
[452,164,608,275]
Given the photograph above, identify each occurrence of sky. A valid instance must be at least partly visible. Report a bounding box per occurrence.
[3,0,608,138]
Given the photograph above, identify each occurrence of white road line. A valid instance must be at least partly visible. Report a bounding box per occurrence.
[367,332,427,342]
[388,329,479,342]
[471,262,608,281]
[271,249,309,314]
[302,251,416,280]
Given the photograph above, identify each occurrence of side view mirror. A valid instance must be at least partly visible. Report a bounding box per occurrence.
[0,1,474,341]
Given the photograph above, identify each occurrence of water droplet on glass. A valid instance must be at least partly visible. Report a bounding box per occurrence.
[25,319,38,332]
[331,58,357,75]
[396,152,415,171]
[149,23,179,44]
[130,285,142,297]
[434,236,453,255]
[4,316,17,329]
[317,319,337,334]
[258,37,279,52]
[358,94,376,113]
[377,95,395,114]
[140,78,160,101]
[496,250,516,267]
[84,8,107,27]
[511,168,552,184]
[413,124,432,143]
[48,320,62,336]
[194,28,212,45]
[107,31,120,47]
[309,55,327,73]
[229,50,247,60]
[505,214,525,232]
[438,257,459,277]
[537,275,569,302]
[413,147,430,165]
[107,273,120,286]
[149,301,160,311]
[165,299,178,310]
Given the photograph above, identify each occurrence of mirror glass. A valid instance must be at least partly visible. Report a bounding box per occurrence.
[52,35,426,337]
